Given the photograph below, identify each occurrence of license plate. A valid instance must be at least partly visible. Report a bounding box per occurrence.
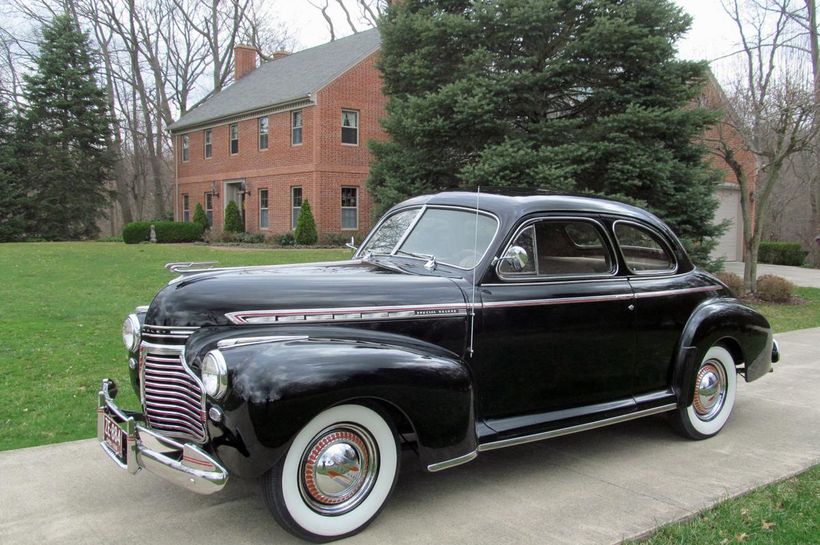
[103,413,127,465]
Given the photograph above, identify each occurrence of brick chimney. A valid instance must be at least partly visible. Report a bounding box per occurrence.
[272,50,291,60]
[234,44,257,80]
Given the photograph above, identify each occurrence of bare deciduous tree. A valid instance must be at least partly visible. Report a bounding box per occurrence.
[307,0,390,41]
[3,0,292,232]
[711,0,818,292]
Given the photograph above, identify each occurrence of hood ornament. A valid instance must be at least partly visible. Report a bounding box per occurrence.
[165,262,219,275]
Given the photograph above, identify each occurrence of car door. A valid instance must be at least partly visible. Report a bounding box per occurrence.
[472,216,636,430]
[610,219,721,396]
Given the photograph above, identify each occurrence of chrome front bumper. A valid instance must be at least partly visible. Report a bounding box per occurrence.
[96,379,228,495]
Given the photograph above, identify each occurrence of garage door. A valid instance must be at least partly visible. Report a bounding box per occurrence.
[713,185,742,261]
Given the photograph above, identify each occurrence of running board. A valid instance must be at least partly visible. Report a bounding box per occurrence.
[426,403,677,472]
[478,403,677,452]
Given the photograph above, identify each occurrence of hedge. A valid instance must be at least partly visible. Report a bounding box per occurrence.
[122,222,151,244]
[122,221,204,244]
[758,241,807,267]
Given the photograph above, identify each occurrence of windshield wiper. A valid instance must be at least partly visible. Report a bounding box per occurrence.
[395,250,437,270]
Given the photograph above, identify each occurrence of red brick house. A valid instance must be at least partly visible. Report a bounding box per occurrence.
[170,30,750,260]
[169,29,384,239]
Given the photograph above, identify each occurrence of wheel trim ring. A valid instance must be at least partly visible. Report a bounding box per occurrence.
[298,423,379,516]
[693,360,727,421]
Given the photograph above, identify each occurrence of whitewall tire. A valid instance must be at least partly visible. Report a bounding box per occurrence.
[672,345,737,439]
[262,404,399,542]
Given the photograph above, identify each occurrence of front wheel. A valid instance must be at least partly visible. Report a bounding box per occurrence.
[262,404,400,542]
[671,345,738,440]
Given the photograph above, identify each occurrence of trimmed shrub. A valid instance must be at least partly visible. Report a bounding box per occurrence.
[224,200,244,233]
[122,221,203,244]
[758,241,807,266]
[275,232,296,246]
[234,232,265,244]
[756,274,794,303]
[294,199,318,245]
[153,221,204,243]
[193,202,209,230]
[122,221,151,244]
[715,271,744,297]
[323,232,362,247]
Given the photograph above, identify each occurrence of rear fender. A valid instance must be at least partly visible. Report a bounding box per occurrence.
[672,299,772,408]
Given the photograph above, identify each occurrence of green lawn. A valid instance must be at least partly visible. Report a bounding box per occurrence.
[0,242,350,451]
[750,287,820,334]
[631,466,819,545]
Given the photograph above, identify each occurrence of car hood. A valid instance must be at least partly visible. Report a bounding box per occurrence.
[145,259,468,327]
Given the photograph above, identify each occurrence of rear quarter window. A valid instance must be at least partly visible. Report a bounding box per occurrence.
[614,222,676,274]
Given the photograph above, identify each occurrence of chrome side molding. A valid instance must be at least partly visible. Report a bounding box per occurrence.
[217,335,308,349]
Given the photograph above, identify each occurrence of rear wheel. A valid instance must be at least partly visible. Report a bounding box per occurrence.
[671,345,737,439]
[262,404,399,542]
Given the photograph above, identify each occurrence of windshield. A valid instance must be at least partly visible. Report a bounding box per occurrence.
[360,206,498,269]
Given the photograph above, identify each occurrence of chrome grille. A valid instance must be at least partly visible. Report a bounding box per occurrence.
[139,325,207,443]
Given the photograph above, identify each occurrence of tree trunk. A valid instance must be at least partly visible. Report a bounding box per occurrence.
[744,240,759,293]
[98,36,133,225]
[807,0,820,266]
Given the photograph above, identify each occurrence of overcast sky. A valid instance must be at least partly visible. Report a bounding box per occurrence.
[275,1,743,79]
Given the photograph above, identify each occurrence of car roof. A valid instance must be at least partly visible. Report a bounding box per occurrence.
[396,191,670,230]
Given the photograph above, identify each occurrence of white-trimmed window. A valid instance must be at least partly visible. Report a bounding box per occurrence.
[291,186,302,230]
[181,135,189,162]
[341,110,358,145]
[205,192,214,226]
[259,189,269,229]
[341,187,358,230]
[292,110,303,145]
[229,123,239,154]
[182,194,190,222]
[204,129,212,158]
[258,117,268,150]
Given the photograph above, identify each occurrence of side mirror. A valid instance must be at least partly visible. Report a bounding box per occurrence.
[345,236,357,251]
[502,245,529,272]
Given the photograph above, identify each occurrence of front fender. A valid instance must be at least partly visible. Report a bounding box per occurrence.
[672,298,772,408]
[188,327,475,478]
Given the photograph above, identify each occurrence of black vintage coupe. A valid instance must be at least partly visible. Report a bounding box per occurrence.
[98,192,778,542]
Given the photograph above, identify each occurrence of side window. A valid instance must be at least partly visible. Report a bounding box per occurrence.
[499,219,613,278]
[341,110,358,145]
[614,222,675,274]
[292,110,303,145]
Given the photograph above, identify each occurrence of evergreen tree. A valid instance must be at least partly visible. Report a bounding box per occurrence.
[370,0,724,267]
[0,100,28,241]
[224,200,244,233]
[294,199,318,245]
[20,14,114,240]
[193,202,209,230]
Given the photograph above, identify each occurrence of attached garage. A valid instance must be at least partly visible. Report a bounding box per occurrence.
[713,184,743,261]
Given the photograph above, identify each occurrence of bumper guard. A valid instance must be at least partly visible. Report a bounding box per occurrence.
[96,378,228,495]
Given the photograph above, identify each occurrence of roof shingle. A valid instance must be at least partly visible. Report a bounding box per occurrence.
[168,29,381,132]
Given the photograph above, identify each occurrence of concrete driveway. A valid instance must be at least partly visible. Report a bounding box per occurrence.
[1,328,818,545]
[724,261,820,288]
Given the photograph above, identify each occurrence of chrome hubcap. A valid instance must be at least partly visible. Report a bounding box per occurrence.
[693,360,727,421]
[299,424,378,515]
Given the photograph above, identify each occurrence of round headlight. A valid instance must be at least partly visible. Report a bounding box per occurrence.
[201,350,228,399]
[122,314,141,352]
